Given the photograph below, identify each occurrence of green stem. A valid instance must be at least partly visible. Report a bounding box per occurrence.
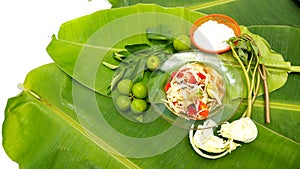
[247,54,254,72]
[230,44,252,118]
[247,59,259,117]
[252,71,261,104]
[260,65,270,123]
[263,64,300,73]
[290,66,300,73]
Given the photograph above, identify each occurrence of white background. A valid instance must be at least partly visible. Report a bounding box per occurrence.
[0,0,111,168]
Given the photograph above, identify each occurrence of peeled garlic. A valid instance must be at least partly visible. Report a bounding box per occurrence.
[218,117,258,143]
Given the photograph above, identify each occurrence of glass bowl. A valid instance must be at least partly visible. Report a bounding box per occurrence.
[148,52,244,130]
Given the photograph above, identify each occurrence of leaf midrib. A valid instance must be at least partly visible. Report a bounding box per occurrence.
[23,88,140,169]
[255,121,300,145]
[57,38,124,52]
[186,0,236,11]
[253,100,300,112]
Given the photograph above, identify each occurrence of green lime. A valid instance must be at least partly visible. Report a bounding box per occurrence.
[117,79,133,95]
[132,82,148,99]
[115,95,131,111]
[207,83,218,98]
[131,99,148,114]
[173,35,191,51]
[146,55,161,71]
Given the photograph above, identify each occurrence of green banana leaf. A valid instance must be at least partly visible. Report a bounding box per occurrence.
[3,63,300,168]
[109,0,300,27]
[3,2,300,169]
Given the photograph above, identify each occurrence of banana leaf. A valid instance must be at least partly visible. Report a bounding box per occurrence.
[3,63,300,168]
[3,2,300,169]
[109,0,300,27]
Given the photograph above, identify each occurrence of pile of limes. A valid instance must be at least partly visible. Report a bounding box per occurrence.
[114,79,149,117]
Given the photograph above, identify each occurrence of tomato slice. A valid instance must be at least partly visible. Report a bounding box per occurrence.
[171,71,178,79]
[188,74,197,84]
[178,71,184,78]
[188,106,197,116]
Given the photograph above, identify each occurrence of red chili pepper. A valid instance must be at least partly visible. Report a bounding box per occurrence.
[164,82,171,92]
[197,72,206,79]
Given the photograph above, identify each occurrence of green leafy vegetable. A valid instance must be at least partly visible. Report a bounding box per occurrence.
[125,43,152,54]
[228,34,267,121]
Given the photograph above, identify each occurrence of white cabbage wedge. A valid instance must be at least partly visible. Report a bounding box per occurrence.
[219,117,258,143]
[189,120,240,159]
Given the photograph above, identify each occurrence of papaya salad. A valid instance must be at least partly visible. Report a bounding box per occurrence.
[163,62,225,120]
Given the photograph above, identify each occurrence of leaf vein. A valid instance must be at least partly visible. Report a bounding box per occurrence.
[56,37,123,52]
[255,121,300,145]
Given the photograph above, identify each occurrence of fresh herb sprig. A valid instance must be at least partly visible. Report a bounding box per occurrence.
[227,34,270,123]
